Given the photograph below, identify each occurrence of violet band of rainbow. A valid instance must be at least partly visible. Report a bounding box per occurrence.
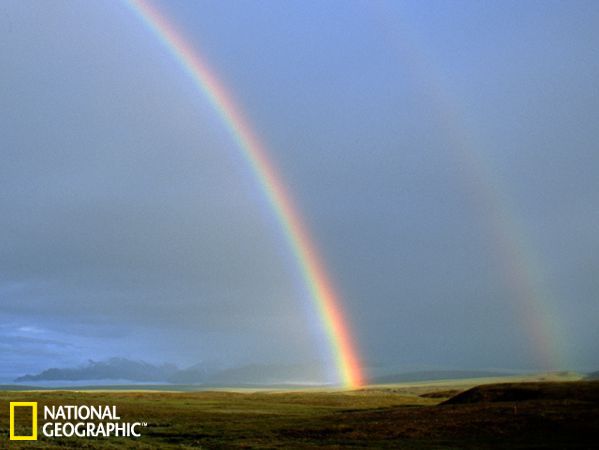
[125,0,364,388]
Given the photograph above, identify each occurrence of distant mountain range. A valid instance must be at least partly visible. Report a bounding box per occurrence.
[15,358,180,383]
[14,358,327,386]
[16,358,595,386]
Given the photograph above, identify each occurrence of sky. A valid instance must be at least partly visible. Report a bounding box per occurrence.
[1,0,598,382]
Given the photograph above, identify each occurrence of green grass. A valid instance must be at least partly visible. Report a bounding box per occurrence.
[0,388,433,448]
[0,379,597,449]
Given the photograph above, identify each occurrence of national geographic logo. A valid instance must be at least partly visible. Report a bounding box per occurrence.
[8,402,146,440]
[10,402,37,440]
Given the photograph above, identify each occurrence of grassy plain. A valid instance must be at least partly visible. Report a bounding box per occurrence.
[0,376,597,449]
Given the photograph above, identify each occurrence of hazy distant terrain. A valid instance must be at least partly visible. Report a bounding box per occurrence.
[13,358,328,386]
[15,358,180,383]
[16,358,584,388]
[371,370,513,384]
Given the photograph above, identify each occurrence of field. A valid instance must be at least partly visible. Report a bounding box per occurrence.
[1,378,598,449]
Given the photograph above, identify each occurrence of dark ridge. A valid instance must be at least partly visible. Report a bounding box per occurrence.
[419,389,462,399]
[441,380,599,405]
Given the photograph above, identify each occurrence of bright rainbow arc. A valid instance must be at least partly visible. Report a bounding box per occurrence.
[125,0,364,388]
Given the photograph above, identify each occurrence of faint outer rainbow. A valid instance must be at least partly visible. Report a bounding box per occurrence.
[370,5,566,369]
[125,0,364,387]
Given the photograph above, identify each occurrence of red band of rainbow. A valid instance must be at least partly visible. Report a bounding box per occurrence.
[125,0,364,388]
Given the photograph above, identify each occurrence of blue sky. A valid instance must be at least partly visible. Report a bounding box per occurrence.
[1,0,598,381]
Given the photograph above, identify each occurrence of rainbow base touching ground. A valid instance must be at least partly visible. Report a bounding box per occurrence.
[125,0,364,388]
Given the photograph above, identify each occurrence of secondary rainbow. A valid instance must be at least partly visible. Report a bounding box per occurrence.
[371,6,566,369]
[125,0,364,387]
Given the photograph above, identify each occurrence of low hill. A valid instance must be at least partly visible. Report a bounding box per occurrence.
[442,380,599,405]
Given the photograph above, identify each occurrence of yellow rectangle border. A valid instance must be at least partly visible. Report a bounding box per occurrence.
[9,401,37,440]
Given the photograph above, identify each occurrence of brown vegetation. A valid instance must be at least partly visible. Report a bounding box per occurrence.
[1,380,597,448]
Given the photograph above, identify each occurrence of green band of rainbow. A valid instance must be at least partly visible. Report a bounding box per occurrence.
[125,0,364,388]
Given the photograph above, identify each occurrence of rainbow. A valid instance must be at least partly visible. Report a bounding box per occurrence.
[125,0,364,387]
[371,6,566,370]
